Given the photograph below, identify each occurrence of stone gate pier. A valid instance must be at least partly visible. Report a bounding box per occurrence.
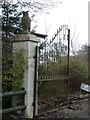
[12,33,39,118]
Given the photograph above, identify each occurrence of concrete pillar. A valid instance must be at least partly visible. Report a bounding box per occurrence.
[12,33,39,118]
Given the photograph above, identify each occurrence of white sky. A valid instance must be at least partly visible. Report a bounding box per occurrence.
[9,0,88,49]
[36,0,88,49]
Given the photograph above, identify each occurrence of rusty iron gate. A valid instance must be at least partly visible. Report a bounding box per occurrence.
[34,25,70,116]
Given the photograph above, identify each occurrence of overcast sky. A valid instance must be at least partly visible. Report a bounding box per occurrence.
[35,0,88,49]
[10,0,88,49]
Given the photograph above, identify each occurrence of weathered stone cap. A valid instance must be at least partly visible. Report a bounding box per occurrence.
[11,33,39,42]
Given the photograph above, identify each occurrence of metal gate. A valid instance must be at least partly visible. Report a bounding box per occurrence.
[34,25,70,116]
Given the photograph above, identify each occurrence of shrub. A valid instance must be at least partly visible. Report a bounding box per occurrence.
[38,57,88,93]
[69,59,88,91]
[2,49,27,92]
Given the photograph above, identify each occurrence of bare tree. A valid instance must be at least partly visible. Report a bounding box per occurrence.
[17,0,61,13]
[70,24,80,56]
[0,0,61,13]
[0,0,61,32]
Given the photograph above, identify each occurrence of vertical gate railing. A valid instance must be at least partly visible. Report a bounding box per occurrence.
[38,25,70,80]
[35,25,70,115]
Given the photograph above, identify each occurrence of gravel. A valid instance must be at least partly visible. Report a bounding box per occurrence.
[39,98,89,118]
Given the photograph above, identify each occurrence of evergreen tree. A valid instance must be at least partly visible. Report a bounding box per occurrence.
[2,2,22,92]
[2,2,22,39]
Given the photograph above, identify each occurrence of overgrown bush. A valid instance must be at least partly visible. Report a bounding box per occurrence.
[38,58,69,110]
[38,57,88,104]
[69,59,88,91]
[38,57,68,79]
[2,49,27,92]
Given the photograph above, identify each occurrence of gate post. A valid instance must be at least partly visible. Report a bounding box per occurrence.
[12,33,39,118]
[88,2,90,118]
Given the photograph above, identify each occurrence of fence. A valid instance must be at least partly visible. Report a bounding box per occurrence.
[1,88,26,118]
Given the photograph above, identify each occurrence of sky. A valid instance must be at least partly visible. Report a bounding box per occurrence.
[35,0,88,50]
[4,0,88,50]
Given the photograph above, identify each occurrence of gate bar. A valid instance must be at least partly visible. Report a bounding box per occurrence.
[33,46,38,118]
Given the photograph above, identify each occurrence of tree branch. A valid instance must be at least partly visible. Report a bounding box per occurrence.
[17,0,61,13]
